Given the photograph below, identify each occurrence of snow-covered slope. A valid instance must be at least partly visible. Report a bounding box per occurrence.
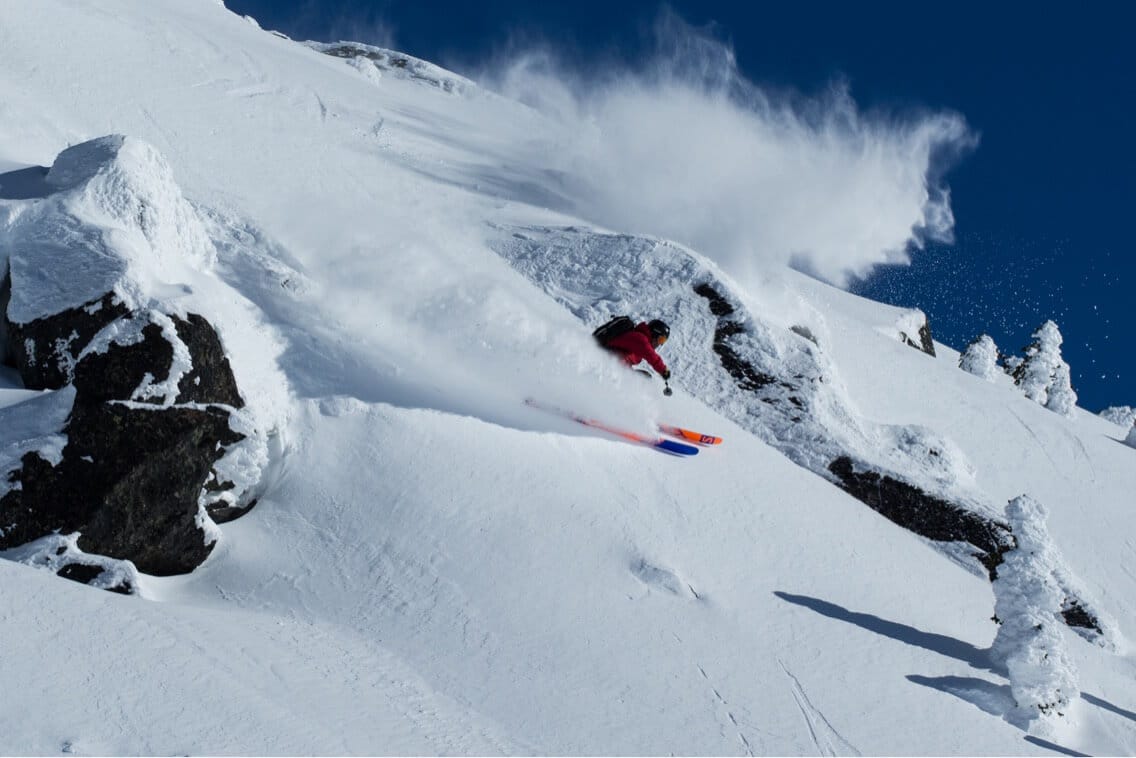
[1,2,1135,755]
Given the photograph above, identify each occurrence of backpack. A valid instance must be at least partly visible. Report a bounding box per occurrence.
[592,315,635,346]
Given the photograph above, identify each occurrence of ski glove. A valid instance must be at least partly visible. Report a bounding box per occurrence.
[660,369,671,380]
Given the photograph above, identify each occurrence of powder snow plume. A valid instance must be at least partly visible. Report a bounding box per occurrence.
[477,10,976,288]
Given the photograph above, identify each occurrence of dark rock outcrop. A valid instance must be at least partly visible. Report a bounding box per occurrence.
[3,284,130,389]
[694,282,805,414]
[172,313,244,407]
[0,264,9,365]
[56,562,134,595]
[827,456,1013,577]
[1,402,241,575]
[1,295,248,578]
[899,312,936,357]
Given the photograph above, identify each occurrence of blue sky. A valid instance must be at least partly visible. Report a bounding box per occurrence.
[226,0,1132,412]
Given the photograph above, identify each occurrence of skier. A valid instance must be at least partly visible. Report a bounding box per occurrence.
[599,318,672,394]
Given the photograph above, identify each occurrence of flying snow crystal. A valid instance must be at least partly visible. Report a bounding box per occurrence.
[959,334,999,381]
[991,495,1079,728]
[1012,320,1077,417]
[478,10,975,288]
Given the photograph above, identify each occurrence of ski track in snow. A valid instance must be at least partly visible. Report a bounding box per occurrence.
[1006,406,1062,472]
[779,659,862,757]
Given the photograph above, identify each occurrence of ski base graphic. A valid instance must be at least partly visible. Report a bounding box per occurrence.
[658,424,723,446]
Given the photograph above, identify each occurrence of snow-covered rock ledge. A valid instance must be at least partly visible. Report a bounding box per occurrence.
[0,136,272,586]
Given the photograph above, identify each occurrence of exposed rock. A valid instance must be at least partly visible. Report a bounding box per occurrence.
[828,456,1013,577]
[896,309,936,357]
[174,313,244,407]
[70,318,173,404]
[57,562,134,595]
[694,283,800,406]
[70,310,244,408]
[305,41,472,94]
[0,264,9,365]
[3,280,129,389]
[790,325,819,346]
[0,402,241,575]
[1061,598,1103,635]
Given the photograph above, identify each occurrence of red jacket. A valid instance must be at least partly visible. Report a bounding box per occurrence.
[605,323,668,374]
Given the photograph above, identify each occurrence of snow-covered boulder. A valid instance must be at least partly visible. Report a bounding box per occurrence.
[0,135,256,581]
[991,495,1079,728]
[959,334,999,381]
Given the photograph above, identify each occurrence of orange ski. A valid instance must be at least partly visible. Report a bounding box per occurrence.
[658,424,723,446]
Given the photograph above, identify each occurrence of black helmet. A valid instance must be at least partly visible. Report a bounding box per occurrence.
[647,319,670,340]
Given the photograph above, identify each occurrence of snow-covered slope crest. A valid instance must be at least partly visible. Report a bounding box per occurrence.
[305,40,474,94]
[1,135,216,321]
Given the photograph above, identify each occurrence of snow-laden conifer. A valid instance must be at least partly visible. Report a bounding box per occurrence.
[1046,363,1077,417]
[1013,321,1076,416]
[959,334,999,381]
[1100,406,1135,428]
[991,495,1078,726]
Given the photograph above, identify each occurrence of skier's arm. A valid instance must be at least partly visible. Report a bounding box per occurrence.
[642,342,668,375]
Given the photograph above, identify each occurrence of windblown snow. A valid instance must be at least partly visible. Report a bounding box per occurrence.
[1,1,1134,756]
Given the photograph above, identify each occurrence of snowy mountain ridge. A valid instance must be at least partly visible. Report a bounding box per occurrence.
[1,1,1135,755]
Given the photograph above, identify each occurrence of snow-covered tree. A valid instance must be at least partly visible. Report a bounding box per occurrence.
[1046,363,1077,417]
[959,334,999,381]
[991,495,1078,726]
[1126,422,1136,449]
[1100,406,1136,428]
[1013,320,1077,416]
